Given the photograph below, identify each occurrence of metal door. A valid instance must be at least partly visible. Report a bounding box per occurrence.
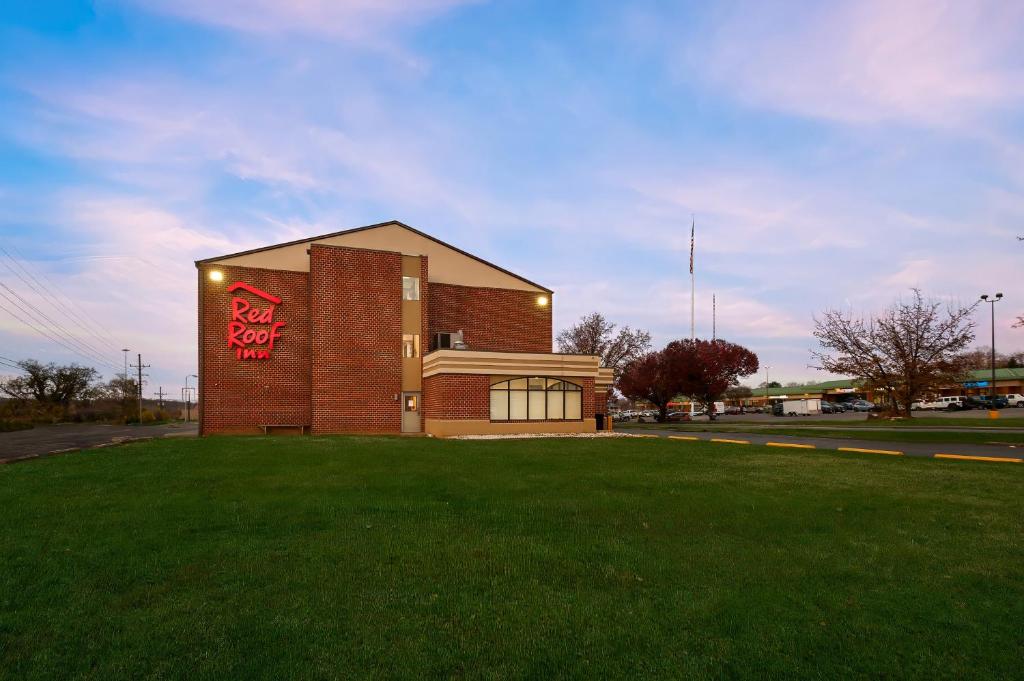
[401,392,421,433]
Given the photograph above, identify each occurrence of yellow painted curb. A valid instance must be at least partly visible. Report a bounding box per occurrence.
[766,442,815,449]
[710,438,750,445]
[934,454,1022,463]
[837,447,903,456]
[632,434,659,438]
[668,435,700,441]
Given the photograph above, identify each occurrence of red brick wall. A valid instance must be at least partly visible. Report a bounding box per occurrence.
[310,245,403,434]
[198,265,311,435]
[582,377,596,418]
[427,283,551,353]
[423,374,489,420]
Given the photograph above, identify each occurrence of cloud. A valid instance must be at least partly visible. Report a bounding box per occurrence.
[692,0,1024,127]
[122,0,477,40]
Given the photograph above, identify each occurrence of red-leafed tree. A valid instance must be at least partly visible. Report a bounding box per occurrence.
[616,350,681,422]
[668,339,760,419]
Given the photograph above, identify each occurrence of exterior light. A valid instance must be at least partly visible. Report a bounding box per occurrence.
[208,270,224,282]
[537,295,549,307]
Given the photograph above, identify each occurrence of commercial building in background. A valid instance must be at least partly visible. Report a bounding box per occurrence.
[737,370,1024,409]
[195,220,613,437]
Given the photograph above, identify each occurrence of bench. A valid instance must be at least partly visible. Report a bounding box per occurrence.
[260,424,311,435]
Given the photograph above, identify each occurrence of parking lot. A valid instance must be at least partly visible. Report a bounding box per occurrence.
[616,407,1024,424]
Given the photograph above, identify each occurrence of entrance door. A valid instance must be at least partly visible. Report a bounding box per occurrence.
[401,392,421,433]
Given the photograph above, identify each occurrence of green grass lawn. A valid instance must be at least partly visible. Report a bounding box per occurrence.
[2,436,1022,680]
[630,423,1024,445]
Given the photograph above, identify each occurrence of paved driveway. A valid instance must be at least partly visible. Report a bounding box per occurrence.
[0,422,198,463]
[619,426,1024,462]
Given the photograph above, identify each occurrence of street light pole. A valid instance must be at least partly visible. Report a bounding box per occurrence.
[184,374,198,423]
[764,366,771,409]
[980,293,1003,418]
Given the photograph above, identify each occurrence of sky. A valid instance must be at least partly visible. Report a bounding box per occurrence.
[1,0,1023,394]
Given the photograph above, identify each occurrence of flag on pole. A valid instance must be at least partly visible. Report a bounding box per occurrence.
[689,217,694,274]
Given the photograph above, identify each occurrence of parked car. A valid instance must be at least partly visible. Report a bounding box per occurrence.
[847,399,877,412]
[664,411,693,422]
[724,405,742,415]
[1003,393,1024,407]
[819,401,836,414]
[969,395,1008,410]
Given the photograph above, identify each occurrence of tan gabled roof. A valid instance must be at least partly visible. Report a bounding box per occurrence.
[195,220,551,293]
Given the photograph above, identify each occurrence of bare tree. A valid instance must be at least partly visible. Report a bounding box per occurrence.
[556,312,651,377]
[812,289,976,417]
[0,359,99,407]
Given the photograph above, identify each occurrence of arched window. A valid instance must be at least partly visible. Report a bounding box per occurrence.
[489,377,583,421]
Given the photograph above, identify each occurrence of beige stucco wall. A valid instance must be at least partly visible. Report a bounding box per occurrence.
[206,223,545,292]
[425,418,596,438]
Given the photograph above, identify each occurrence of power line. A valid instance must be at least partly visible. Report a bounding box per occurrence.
[0,282,118,372]
[0,295,119,371]
[1,245,120,349]
[0,283,119,370]
[0,257,121,364]
[0,246,120,354]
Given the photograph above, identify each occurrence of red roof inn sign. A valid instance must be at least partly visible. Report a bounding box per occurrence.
[227,282,286,361]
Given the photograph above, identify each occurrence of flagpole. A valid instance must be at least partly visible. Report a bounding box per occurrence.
[690,215,695,342]
[712,293,716,341]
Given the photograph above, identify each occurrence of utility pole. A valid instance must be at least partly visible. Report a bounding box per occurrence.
[154,386,166,409]
[130,353,150,423]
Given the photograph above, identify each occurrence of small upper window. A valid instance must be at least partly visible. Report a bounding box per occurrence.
[402,276,420,301]
[402,334,420,358]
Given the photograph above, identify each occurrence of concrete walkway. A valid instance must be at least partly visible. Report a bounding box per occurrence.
[0,422,198,463]
[619,426,1024,463]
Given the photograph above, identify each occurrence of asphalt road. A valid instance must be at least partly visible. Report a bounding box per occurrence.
[619,426,1024,462]
[0,422,199,463]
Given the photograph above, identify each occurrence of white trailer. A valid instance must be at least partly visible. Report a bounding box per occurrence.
[781,399,821,416]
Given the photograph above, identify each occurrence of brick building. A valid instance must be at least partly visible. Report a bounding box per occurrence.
[196,221,613,437]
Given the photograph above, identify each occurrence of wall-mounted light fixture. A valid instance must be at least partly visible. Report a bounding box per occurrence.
[536,295,549,307]
[208,270,224,282]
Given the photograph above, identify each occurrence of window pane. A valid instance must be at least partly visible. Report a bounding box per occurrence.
[565,391,582,419]
[490,390,509,420]
[402,334,420,358]
[547,379,563,390]
[529,390,546,419]
[528,377,545,391]
[564,380,582,391]
[405,394,418,411]
[509,378,528,390]
[402,276,420,301]
[490,379,510,389]
[547,390,564,419]
[509,390,528,420]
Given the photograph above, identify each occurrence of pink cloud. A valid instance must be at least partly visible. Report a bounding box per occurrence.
[693,0,1024,127]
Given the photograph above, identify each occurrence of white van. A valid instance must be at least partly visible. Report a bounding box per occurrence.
[1004,394,1024,407]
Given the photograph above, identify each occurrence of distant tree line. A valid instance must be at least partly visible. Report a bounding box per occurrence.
[0,359,172,427]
